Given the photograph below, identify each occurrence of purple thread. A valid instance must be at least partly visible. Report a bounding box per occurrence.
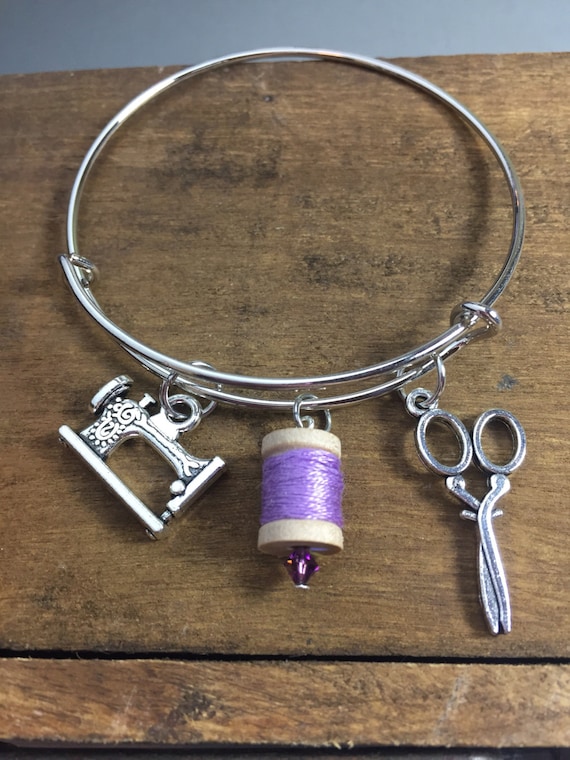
[261,448,344,526]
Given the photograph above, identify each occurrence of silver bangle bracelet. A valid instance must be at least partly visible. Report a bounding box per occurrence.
[59,48,527,635]
[60,47,524,412]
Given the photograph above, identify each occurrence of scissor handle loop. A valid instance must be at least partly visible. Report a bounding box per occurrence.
[472,409,526,475]
[415,408,473,477]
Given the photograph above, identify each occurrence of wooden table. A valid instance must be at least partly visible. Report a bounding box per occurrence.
[1,52,569,750]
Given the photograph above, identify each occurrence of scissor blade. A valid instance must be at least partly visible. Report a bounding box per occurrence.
[479,544,500,634]
[478,474,512,634]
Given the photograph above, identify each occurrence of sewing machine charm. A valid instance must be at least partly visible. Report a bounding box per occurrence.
[59,375,226,539]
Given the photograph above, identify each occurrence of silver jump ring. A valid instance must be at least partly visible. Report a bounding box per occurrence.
[293,394,332,432]
[405,388,438,419]
[399,353,446,414]
[162,393,203,433]
[159,374,188,421]
[185,362,219,420]
[159,373,216,426]
[60,48,525,411]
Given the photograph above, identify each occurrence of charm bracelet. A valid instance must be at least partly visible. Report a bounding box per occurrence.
[59,49,526,635]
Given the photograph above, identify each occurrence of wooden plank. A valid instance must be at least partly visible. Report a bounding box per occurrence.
[0,53,568,661]
[2,659,569,748]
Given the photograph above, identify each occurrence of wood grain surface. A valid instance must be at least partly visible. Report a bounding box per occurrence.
[2,658,570,748]
[0,53,569,747]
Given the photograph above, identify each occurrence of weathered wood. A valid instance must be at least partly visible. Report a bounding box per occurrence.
[0,53,569,747]
[2,659,569,748]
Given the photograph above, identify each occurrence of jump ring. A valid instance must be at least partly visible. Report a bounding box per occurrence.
[293,394,332,432]
[165,394,203,433]
[405,387,438,418]
[399,354,446,414]
[159,373,216,427]
[419,354,446,409]
[188,362,219,419]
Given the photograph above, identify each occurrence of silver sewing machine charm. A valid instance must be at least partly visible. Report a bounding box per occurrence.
[59,375,226,539]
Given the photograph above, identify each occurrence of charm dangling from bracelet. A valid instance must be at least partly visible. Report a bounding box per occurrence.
[258,395,344,588]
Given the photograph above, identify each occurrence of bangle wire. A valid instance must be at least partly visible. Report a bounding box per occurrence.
[60,48,525,412]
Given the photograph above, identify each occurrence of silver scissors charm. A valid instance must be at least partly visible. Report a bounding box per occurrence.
[415,405,526,634]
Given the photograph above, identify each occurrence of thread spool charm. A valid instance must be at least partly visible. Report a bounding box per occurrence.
[258,402,344,587]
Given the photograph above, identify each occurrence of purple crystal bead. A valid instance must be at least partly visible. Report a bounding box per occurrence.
[284,548,319,588]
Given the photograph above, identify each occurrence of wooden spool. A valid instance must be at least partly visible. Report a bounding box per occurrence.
[258,427,344,557]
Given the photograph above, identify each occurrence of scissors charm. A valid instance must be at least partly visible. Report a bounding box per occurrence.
[414,404,526,634]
